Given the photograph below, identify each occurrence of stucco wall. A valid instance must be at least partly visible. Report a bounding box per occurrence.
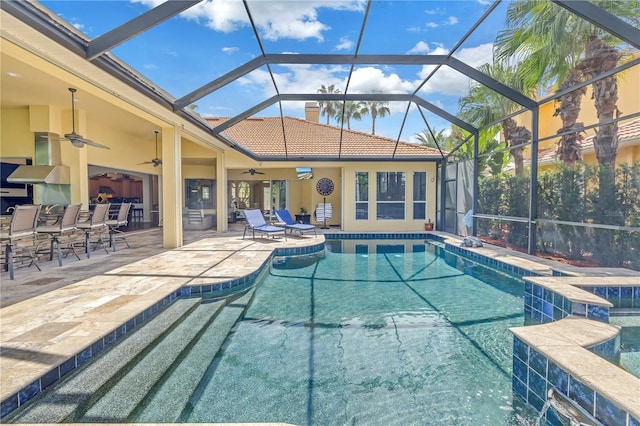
[341,162,438,232]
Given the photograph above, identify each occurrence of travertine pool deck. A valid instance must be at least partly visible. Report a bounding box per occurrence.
[0,228,323,411]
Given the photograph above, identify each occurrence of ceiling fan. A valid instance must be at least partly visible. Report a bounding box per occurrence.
[138,130,162,167]
[42,88,110,149]
[242,168,265,175]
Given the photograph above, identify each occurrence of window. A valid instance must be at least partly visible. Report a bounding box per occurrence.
[376,172,405,220]
[355,172,368,220]
[185,179,215,209]
[271,180,287,211]
[413,172,426,220]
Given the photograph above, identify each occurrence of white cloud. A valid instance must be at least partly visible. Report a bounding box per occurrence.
[444,16,458,25]
[407,41,431,54]
[336,37,354,51]
[214,41,492,113]
[455,42,494,68]
[143,0,366,42]
[162,48,179,57]
[417,43,493,97]
[222,47,239,54]
[425,22,439,29]
[348,67,414,94]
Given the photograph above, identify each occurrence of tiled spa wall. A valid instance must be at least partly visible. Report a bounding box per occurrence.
[512,336,635,426]
[524,281,612,324]
[577,285,640,310]
[421,235,638,426]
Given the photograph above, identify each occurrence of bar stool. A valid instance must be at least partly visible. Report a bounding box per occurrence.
[0,204,42,279]
[76,203,110,258]
[35,204,82,266]
[106,203,131,251]
[131,207,143,222]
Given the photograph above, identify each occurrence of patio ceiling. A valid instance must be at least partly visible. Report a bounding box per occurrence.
[2,0,639,162]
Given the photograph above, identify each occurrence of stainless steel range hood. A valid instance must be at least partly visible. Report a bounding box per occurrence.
[7,132,71,184]
[7,165,70,184]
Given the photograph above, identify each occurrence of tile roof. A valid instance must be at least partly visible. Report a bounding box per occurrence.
[206,116,443,159]
[538,118,640,164]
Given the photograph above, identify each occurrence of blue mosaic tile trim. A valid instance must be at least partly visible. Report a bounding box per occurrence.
[513,337,631,426]
[180,243,324,297]
[324,233,431,240]
[590,333,621,363]
[576,285,640,310]
[275,242,325,256]
[0,291,180,420]
[326,233,541,279]
[524,283,610,324]
[444,243,542,278]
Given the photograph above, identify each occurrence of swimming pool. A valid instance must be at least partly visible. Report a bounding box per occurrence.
[180,241,537,425]
[8,239,542,424]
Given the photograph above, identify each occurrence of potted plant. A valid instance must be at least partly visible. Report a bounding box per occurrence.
[424,219,434,231]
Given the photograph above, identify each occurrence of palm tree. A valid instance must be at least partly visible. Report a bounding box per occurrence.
[495,1,587,168]
[362,92,390,135]
[553,69,587,167]
[335,101,367,130]
[415,128,450,150]
[458,62,534,176]
[495,0,639,179]
[317,84,342,125]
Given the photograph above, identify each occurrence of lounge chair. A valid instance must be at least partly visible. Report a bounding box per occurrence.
[274,209,317,237]
[242,209,286,241]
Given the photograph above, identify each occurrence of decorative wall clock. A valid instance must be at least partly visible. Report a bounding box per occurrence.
[316,178,334,196]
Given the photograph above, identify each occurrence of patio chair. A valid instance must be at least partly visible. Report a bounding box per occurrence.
[274,209,317,237]
[77,203,110,258]
[242,209,286,241]
[0,204,42,279]
[35,203,82,266]
[106,202,131,252]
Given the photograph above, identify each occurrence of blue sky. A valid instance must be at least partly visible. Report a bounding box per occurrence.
[41,0,509,143]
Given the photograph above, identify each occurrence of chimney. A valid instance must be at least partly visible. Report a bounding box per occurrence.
[305,102,319,123]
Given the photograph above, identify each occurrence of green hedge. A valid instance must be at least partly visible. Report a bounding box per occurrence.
[477,162,640,269]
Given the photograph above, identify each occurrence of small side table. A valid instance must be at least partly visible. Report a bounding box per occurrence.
[295,214,311,224]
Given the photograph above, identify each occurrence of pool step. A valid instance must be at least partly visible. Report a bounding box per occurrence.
[132,289,255,422]
[78,297,226,422]
[5,297,203,424]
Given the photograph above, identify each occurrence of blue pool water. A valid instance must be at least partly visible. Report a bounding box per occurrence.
[183,241,538,425]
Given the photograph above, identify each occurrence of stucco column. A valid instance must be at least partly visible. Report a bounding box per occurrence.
[161,126,183,248]
[217,151,228,232]
[62,111,89,208]
[142,174,152,222]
